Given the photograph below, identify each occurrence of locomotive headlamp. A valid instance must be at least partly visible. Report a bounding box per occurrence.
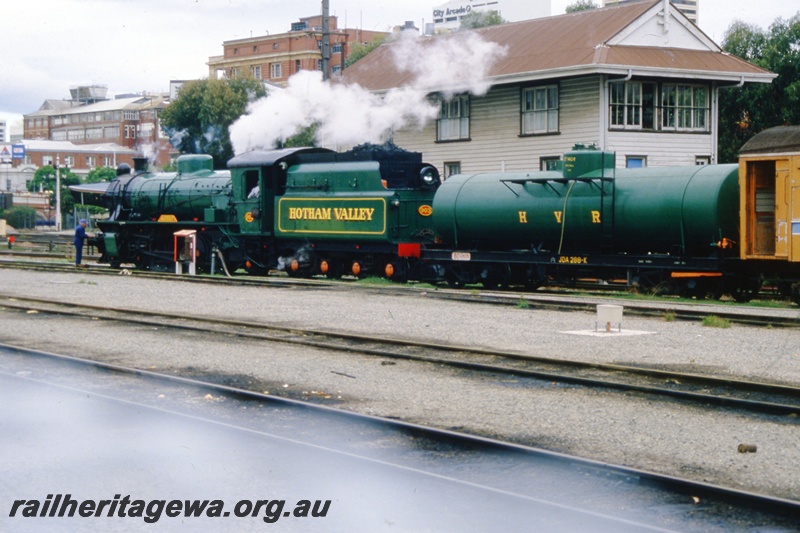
[391,198,400,208]
[419,166,440,189]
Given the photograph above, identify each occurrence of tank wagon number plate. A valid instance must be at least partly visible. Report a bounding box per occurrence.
[558,256,588,264]
[451,252,472,261]
[277,198,387,235]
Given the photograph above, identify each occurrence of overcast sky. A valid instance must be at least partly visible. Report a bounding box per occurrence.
[1,0,795,135]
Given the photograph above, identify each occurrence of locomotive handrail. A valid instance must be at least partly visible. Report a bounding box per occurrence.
[501,176,614,197]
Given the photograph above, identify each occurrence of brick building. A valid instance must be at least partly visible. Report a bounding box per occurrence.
[22,85,173,168]
[207,15,387,84]
[1,140,137,193]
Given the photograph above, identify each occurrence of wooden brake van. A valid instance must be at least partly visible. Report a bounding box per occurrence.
[739,125,800,263]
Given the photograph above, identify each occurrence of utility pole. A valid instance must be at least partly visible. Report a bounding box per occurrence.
[55,156,62,232]
[321,0,331,81]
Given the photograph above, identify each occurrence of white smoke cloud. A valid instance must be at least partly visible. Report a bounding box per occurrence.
[229,30,507,153]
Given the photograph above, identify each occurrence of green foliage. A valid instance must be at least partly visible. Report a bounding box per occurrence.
[85,167,116,183]
[702,315,731,328]
[75,204,107,217]
[565,0,599,13]
[278,125,319,148]
[0,206,37,228]
[26,166,80,214]
[29,165,57,192]
[459,10,507,30]
[344,34,388,68]
[719,14,800,162]
[160,77,267,169]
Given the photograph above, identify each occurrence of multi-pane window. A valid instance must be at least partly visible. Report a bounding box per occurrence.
[540,156,561,171]
[662,84,707,131]
[610,81,655,129]
[444,162,461,178]
[609,81,707,132]
[522,85,559,134]
[250,65,261,79]
[437,95,470,142]
[270,63,282,79]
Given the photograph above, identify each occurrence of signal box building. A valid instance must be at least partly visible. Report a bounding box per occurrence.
[343,0,774,176]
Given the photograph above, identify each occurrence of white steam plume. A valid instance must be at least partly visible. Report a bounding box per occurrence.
[229,30,507,153]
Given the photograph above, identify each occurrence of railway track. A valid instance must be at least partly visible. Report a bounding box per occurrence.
[2,293,800,419]
[2,256,799,329]
[3,343,800,527]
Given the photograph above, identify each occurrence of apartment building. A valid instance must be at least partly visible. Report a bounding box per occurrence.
[22,85,172,168]
[208,15,387,84]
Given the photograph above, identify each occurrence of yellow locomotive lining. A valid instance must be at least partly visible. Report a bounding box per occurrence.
[277,197,387,235]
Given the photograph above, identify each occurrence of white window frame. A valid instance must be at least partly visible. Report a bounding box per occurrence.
[270,63,282,79]
[662,84,708,132]
[522,85,559,135]
[437,95,470,142]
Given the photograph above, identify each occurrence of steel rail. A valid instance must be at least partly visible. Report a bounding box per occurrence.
[2,341,800,520]
[2,294,800,418]
[1,258,799,328]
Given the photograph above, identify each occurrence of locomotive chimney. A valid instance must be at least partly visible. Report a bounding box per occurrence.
[133,157,149,173]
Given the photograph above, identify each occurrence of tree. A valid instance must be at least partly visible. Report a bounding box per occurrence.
[459,10,507,30]
[565,0,599,13]
[345,34,388,68]
[160,77,267,168]
[718,14,800,162]
[0,206,37,229]
[27,165,80,216]
[85,167,116,184]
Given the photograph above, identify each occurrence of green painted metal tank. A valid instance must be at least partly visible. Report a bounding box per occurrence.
[107,154,232,222]
[431,146,739,256]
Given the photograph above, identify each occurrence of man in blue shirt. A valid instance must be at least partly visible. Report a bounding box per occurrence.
[74,219,89,267]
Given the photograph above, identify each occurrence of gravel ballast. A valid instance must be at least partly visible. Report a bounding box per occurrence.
[1,269,799,501]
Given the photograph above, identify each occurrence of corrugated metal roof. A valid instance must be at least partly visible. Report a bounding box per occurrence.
[20,139,136,153]
[343,0,774,92]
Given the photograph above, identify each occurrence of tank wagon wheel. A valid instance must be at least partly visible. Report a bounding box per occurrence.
[444,269,466,289]
[480,264,511,290]
[319,259,344,279]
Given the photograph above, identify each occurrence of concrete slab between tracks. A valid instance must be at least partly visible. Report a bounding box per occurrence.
[561,329,656,337]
